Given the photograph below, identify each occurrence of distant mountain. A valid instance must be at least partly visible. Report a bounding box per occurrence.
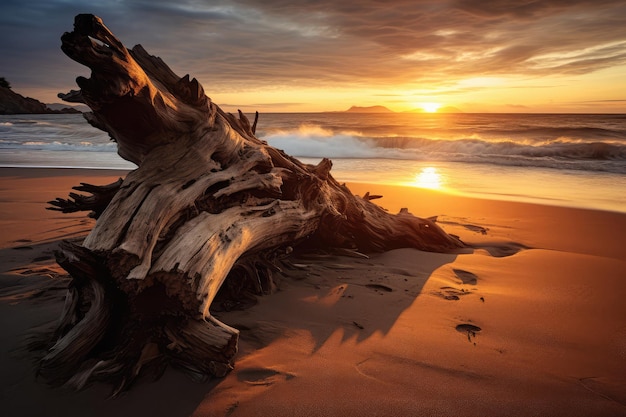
[0,85,81,115]
[46,102,89,113]
[343,105,394,113]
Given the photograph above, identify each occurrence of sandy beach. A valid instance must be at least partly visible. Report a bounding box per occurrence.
[1,167,625,417]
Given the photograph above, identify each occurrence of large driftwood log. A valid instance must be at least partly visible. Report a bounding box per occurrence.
[43,14,464,392]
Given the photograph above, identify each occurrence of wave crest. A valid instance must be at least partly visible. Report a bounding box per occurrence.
[263,124,626,173]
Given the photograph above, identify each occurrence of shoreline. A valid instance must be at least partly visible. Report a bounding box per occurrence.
[1,167,625,416]
[2,164,625,216]
[3,111,626,214]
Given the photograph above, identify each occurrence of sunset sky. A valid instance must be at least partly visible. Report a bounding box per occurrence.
[1,0,625,113]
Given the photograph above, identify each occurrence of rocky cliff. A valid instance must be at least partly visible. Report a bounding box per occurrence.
[0,86,80,114]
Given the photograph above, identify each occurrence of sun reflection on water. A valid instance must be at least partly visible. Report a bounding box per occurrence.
[413,167,443,189]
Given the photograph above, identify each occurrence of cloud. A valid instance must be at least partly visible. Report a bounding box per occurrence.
[230,0,626,78]
[504,103,531,109]
[1,0,625,103]
[582,99,626,103]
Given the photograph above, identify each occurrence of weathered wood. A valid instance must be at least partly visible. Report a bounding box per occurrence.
[43,14,465,392]
[47,178,123,218]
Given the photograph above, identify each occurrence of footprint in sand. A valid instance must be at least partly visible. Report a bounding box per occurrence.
[237,367,295,386]
[453,269,478,286]
[365,283,393,293]
[432,269,480,301]
[478,242,528,258]
[433,286,468,301]
[456,323,482,343]
[463,224,488,235]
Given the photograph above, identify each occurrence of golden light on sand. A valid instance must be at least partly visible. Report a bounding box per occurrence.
[414,167,442,189]
[420,102,441,113]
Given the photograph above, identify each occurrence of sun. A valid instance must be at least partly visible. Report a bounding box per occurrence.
[420,102,442,113]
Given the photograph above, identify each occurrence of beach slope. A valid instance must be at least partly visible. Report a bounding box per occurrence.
[1,168,625,417]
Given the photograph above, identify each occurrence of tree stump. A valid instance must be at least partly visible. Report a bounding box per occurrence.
[43,14,464,392]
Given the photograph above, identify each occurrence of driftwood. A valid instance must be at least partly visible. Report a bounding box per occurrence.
[43,14,464,392]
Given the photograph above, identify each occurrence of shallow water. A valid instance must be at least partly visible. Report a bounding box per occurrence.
[1,112,625,213]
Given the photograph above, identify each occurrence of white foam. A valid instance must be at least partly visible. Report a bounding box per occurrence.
[262,124,626,174]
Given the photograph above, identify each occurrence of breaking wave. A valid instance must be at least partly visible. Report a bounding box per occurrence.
[263,124,626,174]
[2,113,625,174]
[0,139,116,152]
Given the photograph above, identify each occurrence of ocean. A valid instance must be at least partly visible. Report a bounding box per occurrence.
[1,112,625,213]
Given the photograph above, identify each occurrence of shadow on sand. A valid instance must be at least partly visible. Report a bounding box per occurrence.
[0,241,211,417]
[216,247,463,355]
[1,236,528,416]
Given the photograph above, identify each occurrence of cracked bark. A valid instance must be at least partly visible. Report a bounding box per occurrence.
[42,14,464,393]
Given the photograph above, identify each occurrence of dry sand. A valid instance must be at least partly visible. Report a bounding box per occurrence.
[1,167,625,417]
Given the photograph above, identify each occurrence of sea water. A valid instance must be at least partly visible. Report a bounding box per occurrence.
[1,112,625,213]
